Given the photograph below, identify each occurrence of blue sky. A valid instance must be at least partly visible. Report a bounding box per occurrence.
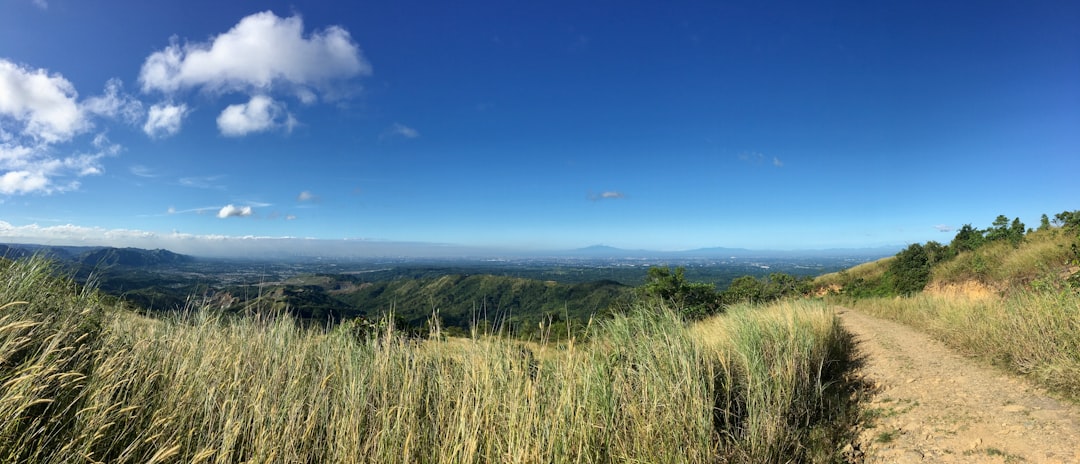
[0,0,1077,257]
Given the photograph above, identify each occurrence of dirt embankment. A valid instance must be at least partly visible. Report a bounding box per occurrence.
[837,308,1080,463]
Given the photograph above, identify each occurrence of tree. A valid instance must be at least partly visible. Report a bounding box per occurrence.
[1008,217,1026,246]
[723,275,766,304]
[1054,210,1080,229]
[764,272,797,300]
[985,215,1011,242]
[922,240,954,266]
[1038,214,1051,231]
[642,266,721,319]
[950,224,984,253]
[890,243,930,295]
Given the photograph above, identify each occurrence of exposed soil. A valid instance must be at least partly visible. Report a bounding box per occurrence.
[837,308,1080,463]
[923,280,999,300]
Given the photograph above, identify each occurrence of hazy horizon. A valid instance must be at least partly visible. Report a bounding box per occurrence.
[0,222,903,259]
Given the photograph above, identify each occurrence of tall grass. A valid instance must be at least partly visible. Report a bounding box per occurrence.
[0,256,858,463]
[932,229,1075,287]
[851,290,1080,401]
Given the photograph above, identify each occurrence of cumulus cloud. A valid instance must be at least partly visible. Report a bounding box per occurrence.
[297,190,317,201]
[0,171,49,195]
[217,204,253,218]
[0,59,85,143]
[138,11,370,97]
[143,102,188,138]
[216,95,291,136]
[0,59,131,195]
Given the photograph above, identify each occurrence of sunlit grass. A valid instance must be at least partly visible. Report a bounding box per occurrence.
[0,256,859,463]
[851,289,1080,401]
[933,229,1075,287]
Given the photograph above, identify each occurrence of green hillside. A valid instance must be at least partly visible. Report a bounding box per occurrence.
[217,274,632,337]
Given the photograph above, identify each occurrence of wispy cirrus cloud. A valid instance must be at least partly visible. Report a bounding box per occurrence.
[129,165,159,178]
[739,151,784,169]
[589,190,626,201]
[177,175,226,189]
[934,224,953,233]
[381,122,419,140]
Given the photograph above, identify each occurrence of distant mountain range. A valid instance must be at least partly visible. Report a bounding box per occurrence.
[0,241,899,263]
[559,244,900,260]
[0,244,193,268]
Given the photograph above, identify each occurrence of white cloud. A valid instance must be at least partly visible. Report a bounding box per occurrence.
[385,122,419,139]
[934,224,954,233]
[178,175,225,189]
[216,95,290,136]
[297,190,317,201]
[217,204,253,218]
[0,60,134,195]
[0,59,85,143]
[130,165,158,178]
[82,79,143,125]
[143,102,188,138]
[138,11,370,97]
[0,170,49,194]
[589,191,626,201]
[0,220,497,258]
[32,0,47,10]
[772,157,784,168]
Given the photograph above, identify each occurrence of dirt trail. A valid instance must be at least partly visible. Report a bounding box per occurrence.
[837,308,1080,463]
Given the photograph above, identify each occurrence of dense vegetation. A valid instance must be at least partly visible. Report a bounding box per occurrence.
[818,210,1080,401]
[638,266,814,320]
[0,256,859,463]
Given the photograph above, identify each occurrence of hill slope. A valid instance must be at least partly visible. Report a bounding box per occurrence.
[0,255,859,463]
[818,216,1080,402]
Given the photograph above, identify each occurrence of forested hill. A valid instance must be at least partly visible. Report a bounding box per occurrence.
[218,273,632,336]
[0,244,192,269]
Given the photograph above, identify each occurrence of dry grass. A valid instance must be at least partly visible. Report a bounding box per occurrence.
[846,229,1080,401]
[815,257,894,290]
[933,229,1075,288]
[851,290,1080,401]
[0,256,859,463]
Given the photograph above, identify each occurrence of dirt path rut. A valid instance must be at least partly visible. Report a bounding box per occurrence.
[837,308,1080,463]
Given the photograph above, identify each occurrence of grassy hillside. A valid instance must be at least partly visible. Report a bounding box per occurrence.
[0,256,859,463]
[819,222,1080,401]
